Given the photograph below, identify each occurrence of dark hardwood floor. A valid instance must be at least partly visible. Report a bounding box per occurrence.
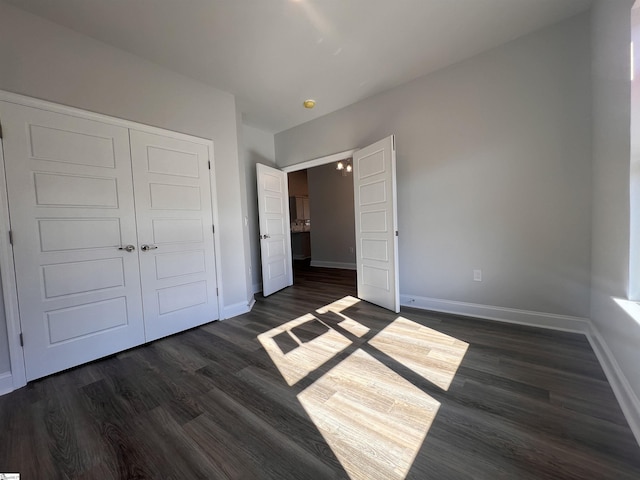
[1,265,639,479]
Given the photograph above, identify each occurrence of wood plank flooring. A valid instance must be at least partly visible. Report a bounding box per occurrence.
[1,265,639,479]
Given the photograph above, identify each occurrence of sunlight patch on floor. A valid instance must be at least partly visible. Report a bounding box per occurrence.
[315,295,361,315]
[258,296,469,480]
[369,317,469,391]
[257,312,352,386]
[298,349,440,480]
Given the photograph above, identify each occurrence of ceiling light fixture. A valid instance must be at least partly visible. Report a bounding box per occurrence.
[336,159,352,176]
[303,99,316,109]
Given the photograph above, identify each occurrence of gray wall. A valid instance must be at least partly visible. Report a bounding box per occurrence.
[0,0,252,378]
[276,14,592,318]
[590,0,640,404]
[242,124,276,293]
[307,163,356,267]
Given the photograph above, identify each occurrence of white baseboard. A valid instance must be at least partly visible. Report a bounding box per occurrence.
[586,324,640,446]
[310,260,357,271]
[252,282,262,294]
[0,372,13,395]
[221,300,253,320]
[399,294,590,333]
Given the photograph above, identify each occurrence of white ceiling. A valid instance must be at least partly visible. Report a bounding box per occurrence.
[7,0,593,133]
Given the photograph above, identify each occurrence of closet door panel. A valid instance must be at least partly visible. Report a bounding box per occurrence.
[130,130,219,341]
[0,101,145,380]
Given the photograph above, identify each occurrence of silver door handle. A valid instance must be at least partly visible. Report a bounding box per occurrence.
[261,234,270,239]
[118,244,136,252]
[140,244,158,251]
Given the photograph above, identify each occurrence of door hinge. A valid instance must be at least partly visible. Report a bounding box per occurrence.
[8,230,13,246]
[208,160,211,170]
[216,287,219,296]
[0,122,3,139]
[395,230,399,237]
[19,333,23,347]
[212,224,215,234]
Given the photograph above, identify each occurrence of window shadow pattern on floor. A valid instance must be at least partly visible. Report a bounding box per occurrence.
[258,295,468,480]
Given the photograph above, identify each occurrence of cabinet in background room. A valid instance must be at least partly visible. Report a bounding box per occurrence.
[290,195,310,221]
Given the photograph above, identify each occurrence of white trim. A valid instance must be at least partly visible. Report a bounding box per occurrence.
[253,282,263,294]
[399,294,590,333]
[0,132,26,390]
[0,90,212,144]
[221,300,253,320]
[586,324,640,446]
[0,372,13,395]
[310,260,357,271]
[281,149,358,173]
[207,142,225,321]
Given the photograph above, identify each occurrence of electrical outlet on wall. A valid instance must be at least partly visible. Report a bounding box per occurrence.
[473,269,482,282]
[349,246,354,253]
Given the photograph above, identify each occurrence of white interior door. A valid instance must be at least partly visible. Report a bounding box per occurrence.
[0,101,145,380]
[353,135,399,313]
[130,130,219,342]
[256,163,292,296]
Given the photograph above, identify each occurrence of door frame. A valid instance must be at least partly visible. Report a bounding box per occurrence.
[279,147,358,275]
[0,123,23,393]
[0,90,225,392]
[280,148,358,174]
[280,143,399,311]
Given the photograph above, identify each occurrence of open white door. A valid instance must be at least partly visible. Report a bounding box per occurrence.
[257,163,293,296]
[353,135,399,313]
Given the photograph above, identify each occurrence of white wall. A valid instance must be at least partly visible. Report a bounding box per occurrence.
[235,108,255,309]
[0,0,252,372]
[590,0,640,421]
[242,124,276,293]
[307,163,356,268]
[276,14,592,319]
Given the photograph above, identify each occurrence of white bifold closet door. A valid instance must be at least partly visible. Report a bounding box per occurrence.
[0,101,219,380]
[130,130,219,342]
[1,101,145,380]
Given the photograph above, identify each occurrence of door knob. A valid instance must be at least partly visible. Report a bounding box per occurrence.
[118,244,136,252]
[140,244,158,251]
[261,234,270,239]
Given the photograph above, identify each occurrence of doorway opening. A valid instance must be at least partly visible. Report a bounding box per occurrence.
[286,160,357,289]
[258,137,399,312]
